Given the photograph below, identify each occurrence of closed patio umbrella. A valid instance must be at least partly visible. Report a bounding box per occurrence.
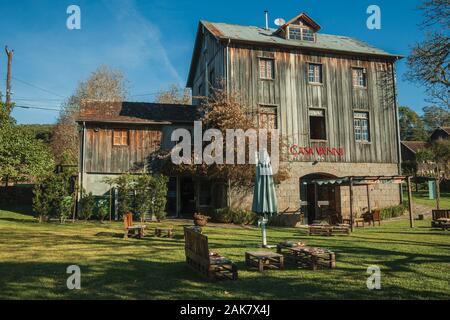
[252,150,278,247]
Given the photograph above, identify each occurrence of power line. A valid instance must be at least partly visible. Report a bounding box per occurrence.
[14,105,62,112]
[14,97,65,102]
[12,77,66,98]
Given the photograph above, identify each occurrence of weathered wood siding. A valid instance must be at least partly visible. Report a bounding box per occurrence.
[191,29,226,103]
[225,44,399,164]
[84,125,162,173]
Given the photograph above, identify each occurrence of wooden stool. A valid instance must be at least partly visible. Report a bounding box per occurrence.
[245,251,284,272]
[155,227,174,238]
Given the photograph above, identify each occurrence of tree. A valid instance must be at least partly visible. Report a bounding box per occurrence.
[422,105,450,131]
[398,106,428,140]
[51,65,129,164]
[406,0,450,110]
[0,107,55,186]
[157,88,289,190]
[33,172,72,223]
[154,84,191,105]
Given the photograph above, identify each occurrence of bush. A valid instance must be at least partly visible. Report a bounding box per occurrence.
[95,198,109,222]
[212,208,257,225]
[79,192,95,221]
[380,203,407,220]
[60,196,73,224]
[104,173,168,221]
[33,172,72,223]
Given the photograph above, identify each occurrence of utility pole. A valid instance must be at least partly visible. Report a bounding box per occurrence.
[5,46,14,114]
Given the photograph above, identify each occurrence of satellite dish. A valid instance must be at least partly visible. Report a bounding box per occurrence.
[274,18,286,27]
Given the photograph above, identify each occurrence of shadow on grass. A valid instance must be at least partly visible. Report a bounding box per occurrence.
[1,256,448,300]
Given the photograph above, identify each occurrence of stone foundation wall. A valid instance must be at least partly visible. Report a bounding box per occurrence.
[230,162,402,217]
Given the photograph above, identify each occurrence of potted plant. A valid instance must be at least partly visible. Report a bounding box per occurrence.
[193,213,210,226]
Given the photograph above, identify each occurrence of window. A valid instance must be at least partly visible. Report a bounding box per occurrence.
[288,26,315,41]
[354,112,370,142]
[259,106,278,130]
[259,58,274,79]
[309,109,326,140]
[113,129,128,146]
[308,63,322,83]
[198,180,212,206]
[352,68,367,87]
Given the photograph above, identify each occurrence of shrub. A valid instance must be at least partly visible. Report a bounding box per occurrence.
[212,208,257,225]
[60,196,73,224]
[79,192,95,221]
[104,173,168,221]
[95,198,109,222]
[33,172,72,223]
[380,203,407,220]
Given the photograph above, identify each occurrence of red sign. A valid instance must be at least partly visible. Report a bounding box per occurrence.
[289,145,345,158]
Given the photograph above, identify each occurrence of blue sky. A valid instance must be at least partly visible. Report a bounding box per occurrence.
[0,0,428,124]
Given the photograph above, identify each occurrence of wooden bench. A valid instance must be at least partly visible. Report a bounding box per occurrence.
[123,212,146,239]
[432,210,450,228]
[184,227,238,281]
[277,245,336,270]
[308,224,350,236]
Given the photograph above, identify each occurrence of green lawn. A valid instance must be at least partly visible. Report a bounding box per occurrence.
[409,190,450,209]
[1,205,449,300]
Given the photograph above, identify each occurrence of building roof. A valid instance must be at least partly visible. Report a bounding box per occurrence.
[432,126,450,136]
[401,141,429,154]
[76,101,201,125]
[202,21,401,58]
[187,19,403,87]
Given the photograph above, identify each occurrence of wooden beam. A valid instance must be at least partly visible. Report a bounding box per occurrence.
[349,177,354,232]
[436,176,441,210]
[366,184,371,214]
[314,182,318,222]
[406,176,414,228]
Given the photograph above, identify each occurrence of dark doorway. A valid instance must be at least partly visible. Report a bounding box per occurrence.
[180,177,196,218]
[300,174,338,224]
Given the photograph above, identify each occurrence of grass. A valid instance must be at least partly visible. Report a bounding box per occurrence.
[409,190,450,209]
[1,205,449,300]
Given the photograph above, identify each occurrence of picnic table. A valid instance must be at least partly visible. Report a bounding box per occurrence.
[245,251,284,272]
[276,244,336,270]
[155,227,174,238]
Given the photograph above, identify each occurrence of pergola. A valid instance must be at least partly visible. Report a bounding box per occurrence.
[310,175,414,231]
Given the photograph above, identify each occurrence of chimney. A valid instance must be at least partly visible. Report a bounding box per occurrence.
[264,10,269,30]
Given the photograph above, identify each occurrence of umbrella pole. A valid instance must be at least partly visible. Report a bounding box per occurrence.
[260,214,268,248]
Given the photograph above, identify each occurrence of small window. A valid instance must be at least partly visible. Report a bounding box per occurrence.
[309,109,326,140]
[259,58,274,79]
[354,112,370,142]
[259,106,278,130]
[288,26,315,41]
[113,129,128,146]
[352,68,367,87]
[308,63,322,84]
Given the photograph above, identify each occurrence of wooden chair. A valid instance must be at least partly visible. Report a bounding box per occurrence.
[431,210,450,228]
[184,227,238,281]
[363,209,381,226]
[123,212,146,239]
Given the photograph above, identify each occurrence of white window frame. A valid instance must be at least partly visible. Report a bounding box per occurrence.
[354,111,370,142]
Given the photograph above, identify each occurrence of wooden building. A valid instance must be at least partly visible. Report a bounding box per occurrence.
[186,12,404,222]
[76,101,216,217]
